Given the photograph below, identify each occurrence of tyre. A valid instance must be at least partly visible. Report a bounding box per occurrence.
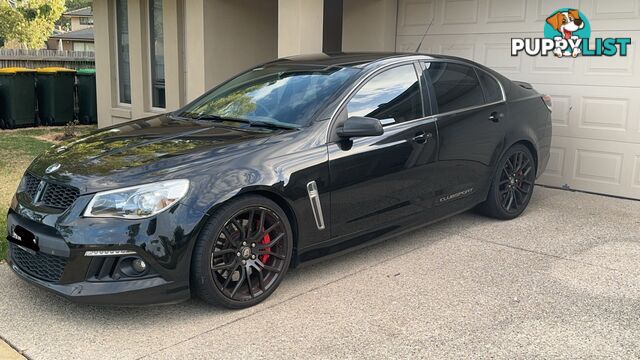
[191,195,293,308]
[478,144,536,220]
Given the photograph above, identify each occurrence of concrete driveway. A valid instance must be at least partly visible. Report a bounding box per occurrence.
[1,187,639,359]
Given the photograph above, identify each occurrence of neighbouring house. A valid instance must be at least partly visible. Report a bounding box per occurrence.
[93,0,640,201]
[48,6,95,52]
[64,6,95,31]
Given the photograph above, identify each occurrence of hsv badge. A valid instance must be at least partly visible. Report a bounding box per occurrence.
[45,163,61,174]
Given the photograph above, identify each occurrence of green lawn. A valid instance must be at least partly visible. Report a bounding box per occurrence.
[0,126,96,260]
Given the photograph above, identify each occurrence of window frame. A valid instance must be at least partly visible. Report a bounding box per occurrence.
[326,57,507,144]
[73,42,94,52]
[79,17,94,25]
[114,0,131,106]
[328,60,427,142]
[475,67,505,105]
[420,60,506,117]
[345,62,425,125]
[147,0,166,110]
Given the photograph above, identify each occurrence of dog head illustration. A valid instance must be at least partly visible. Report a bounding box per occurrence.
[546,9,585,39]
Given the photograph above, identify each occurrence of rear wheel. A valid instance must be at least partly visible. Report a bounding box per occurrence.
[478,144,536,220]
[191,195,293,308]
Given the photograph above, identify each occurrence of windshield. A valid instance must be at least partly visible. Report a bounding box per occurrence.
[179,65,361,127]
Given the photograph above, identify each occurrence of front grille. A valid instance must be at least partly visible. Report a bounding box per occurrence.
[21,173,80,210]
[10,243,68,282]
[24,173,40,199]
[40,182,80,209]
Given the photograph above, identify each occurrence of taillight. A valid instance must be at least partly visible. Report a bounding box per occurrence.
[542,94,552,112]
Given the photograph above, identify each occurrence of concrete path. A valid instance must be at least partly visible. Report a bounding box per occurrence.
[1,187,639,359]
[0,339,25,360]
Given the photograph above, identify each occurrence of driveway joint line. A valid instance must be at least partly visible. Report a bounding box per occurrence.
[458,233,622,273]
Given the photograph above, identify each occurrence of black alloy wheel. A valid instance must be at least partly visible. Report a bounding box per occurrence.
[191,195,292,308]
[498,150,535,214]
[479,144,536,220]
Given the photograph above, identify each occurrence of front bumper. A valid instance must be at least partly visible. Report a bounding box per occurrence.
[7,255,189,305]
[6,194,205,305]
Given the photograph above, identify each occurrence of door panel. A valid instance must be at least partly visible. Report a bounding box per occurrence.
[434,103,507,207]
[328,119,438,238]
[422,61,508,214]
[328,62,438,239]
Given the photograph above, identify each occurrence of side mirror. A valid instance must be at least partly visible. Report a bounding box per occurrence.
[336,116,384,139]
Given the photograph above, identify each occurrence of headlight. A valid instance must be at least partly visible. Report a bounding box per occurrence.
[84,179,189,219]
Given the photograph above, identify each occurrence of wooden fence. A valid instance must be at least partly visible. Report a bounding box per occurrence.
[0,49,95,70]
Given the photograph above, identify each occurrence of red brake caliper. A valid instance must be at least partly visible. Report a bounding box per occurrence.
[259,226,271,263]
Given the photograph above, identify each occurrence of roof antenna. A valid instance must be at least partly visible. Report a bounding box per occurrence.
[415,17,434,53]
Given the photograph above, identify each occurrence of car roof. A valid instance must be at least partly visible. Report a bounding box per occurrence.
[263,52,514,100]
[268,52,479,68]
[266,52,494,76]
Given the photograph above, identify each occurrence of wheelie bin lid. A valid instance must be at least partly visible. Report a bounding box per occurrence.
[76,68,96,75]
[36,67,77,74]
[0,67,35,74]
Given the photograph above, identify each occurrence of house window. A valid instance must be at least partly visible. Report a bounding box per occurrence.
[149,0,165,108]
[116,0,131,104]
[73,42,95,52]
[80,17,94,25]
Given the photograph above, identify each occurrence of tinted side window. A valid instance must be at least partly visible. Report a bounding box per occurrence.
[347,64,423,125]
[423,62,484,114]
[477,70,503,103]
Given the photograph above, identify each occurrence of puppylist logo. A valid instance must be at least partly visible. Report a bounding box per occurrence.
[512,8,631,58]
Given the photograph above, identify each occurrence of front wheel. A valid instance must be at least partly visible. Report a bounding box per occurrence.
[478,144,536,220]
[191,195,293,308]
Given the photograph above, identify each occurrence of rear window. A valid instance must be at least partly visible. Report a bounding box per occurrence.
[477,70,504,103]
[423,62,484,114]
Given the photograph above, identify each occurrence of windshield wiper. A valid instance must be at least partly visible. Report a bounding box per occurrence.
[245,120,300,130]
[182,113,299,130]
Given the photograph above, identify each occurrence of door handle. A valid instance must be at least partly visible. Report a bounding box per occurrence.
[488,111,501,123]
[412,131,432,144]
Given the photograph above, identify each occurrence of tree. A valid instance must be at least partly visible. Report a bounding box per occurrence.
[63,0,91,12]
[0,0,65,49]
[0,2,23,46]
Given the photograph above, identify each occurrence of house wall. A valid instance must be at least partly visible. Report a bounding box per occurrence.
[278,0,324,57]
[46,38,60,50]
[95,0,405,128]
[94,0,278,128]
[342,0,397,52]
[70,17,92,32]
[185,0,278,100]
[47,39,94,52]
[62,41,73,51]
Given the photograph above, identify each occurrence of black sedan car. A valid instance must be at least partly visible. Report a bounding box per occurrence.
[6,53,551,308]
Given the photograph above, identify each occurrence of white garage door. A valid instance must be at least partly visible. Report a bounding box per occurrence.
[396,0,640,200]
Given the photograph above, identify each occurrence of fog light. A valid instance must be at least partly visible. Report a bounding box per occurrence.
[132,258,147,273]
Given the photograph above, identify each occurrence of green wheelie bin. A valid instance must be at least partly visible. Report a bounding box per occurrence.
[76,68,97,124]
[0,67,36,129]
[36,67,77,126]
